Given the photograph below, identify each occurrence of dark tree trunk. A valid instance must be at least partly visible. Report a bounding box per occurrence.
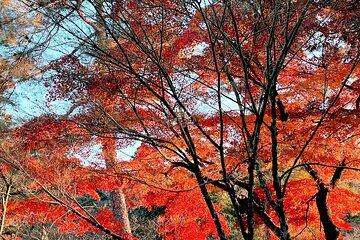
[316,188,339,240]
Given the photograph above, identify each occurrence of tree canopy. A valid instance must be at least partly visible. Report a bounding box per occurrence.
[0,0,360,239]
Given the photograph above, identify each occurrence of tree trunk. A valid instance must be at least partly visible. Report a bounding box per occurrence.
[0,184,11,236]
[110,189,132,234]
[41,224,49,240]
[102,139,132,235]
[316,188,339,240]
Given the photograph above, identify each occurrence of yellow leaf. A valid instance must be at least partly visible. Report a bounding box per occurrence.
[1,0,11,8]
[32,13,42,27]
[5,33,17,46]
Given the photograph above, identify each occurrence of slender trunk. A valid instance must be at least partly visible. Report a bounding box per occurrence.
[247,155,255,239]
[316,188,339,240]
[195,171,226,240]
[41,224,49,240]
[270,87,290,240]
[0,184,11,236]
[110,189,131,234]
[102,139,132,235]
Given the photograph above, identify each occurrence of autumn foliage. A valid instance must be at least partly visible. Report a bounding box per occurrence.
[0,0,360,239]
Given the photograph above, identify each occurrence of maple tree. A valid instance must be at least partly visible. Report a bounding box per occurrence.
[1,0,360,239]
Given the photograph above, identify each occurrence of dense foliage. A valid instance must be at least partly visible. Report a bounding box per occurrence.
[0,0,360,239]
